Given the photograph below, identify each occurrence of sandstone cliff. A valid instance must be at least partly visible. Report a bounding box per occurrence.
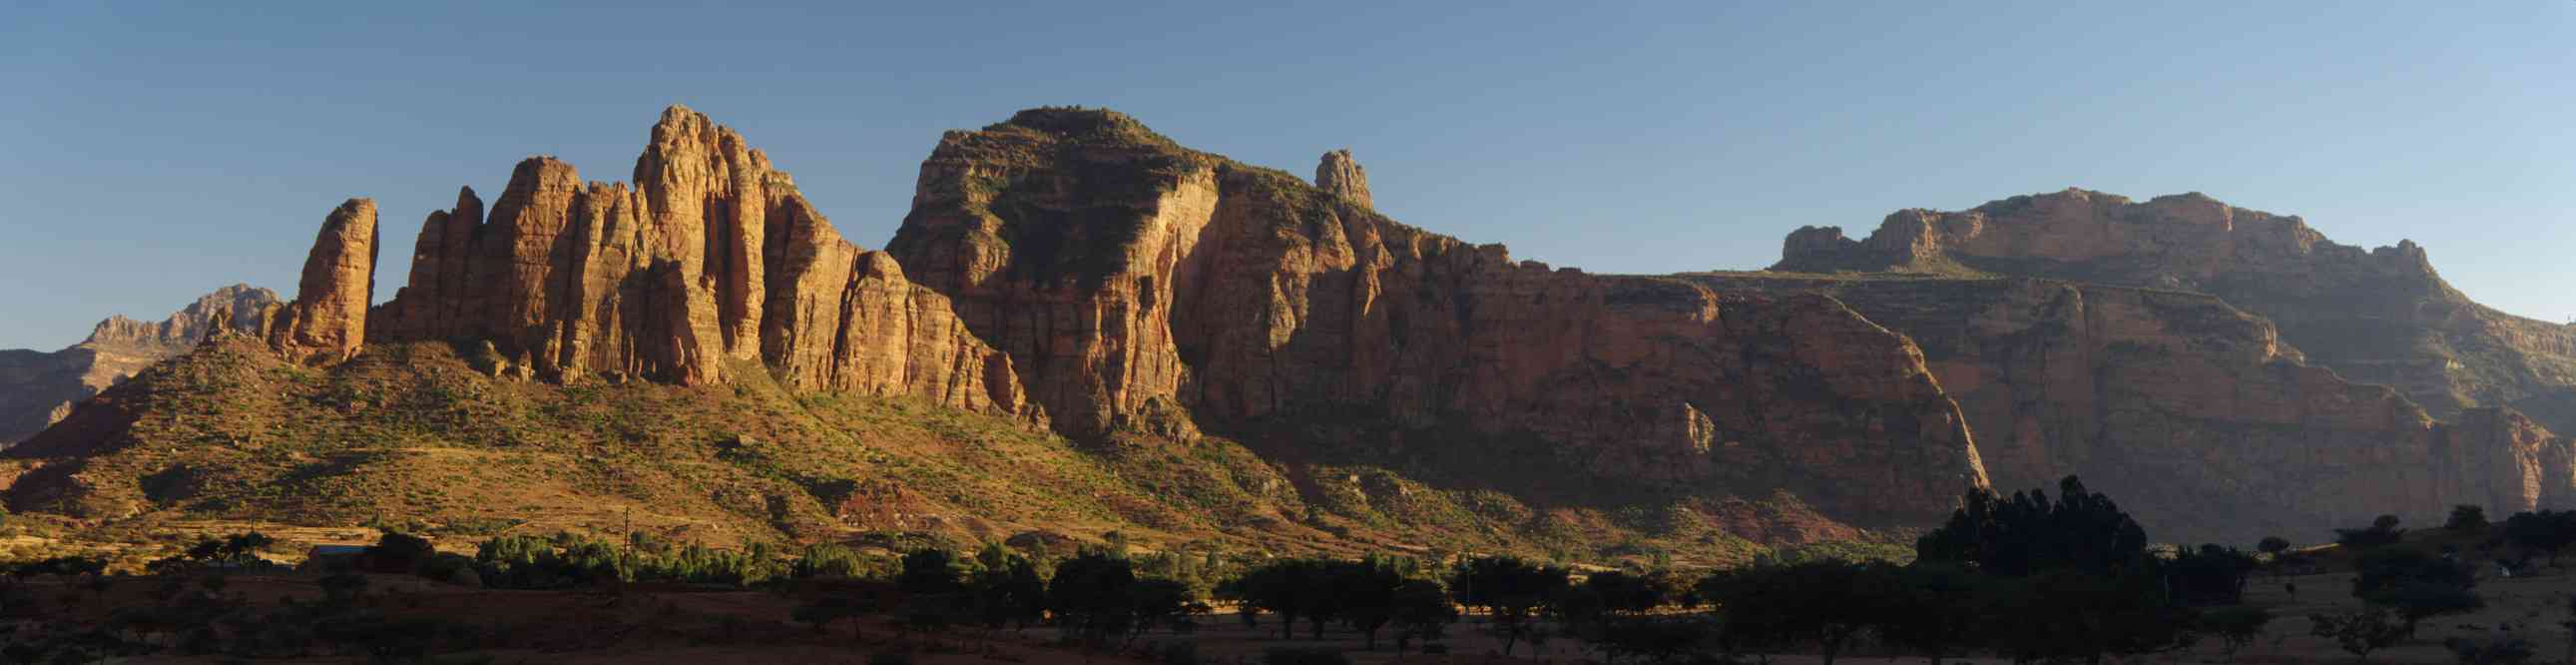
[1690,274,2576,542]
[363,106,1031,417]
[0,286,277,446]
[1314,149,1372,208]
[165,106,1984,531]
[1777,189,2576,431]
[884,108,1985,524]
[267,199,378,364]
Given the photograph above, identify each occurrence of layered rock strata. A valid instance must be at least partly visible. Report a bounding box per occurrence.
[1777,189,2576,431]
[231,106,1989,527]
[1690,274,2576,541]
[266,198,377,364]
[361,107,1031,417]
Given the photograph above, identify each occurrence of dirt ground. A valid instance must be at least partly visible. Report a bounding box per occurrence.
[11,564,2576,664]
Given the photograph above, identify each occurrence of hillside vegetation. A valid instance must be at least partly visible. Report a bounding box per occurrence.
[2,335,1888,568]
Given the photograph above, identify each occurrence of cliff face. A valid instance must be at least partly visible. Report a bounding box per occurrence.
[883,109,1985,524]
[0,286,278,446]
[122,106,1986,531]
[363,106,1031,417]
[1689,275,2576,541]
[1777,189,2576,430]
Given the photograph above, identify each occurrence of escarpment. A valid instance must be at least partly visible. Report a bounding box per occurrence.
[0,286,277,446]
[358,106,1032,417]
[1691,274,2576,542]
[1778,188,2576,431]
[188,106,1987,529]
[880,108,1985,523]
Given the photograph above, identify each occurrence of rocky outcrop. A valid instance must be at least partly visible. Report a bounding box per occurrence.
[0,286,277,446]
[886,109,1986,524]
[1776,188,2576,431]
[1314,149,1372,209]
[360,105,1032,417]
[211,106,1988,529]
[1690,274,2576,541]
[267,199,377,364]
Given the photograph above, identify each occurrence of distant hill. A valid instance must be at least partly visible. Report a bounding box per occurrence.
[0,285,276,446]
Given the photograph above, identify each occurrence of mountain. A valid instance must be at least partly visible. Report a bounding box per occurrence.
[1776,190,2576,430]
[1,107,1986,561]
[0,285,277,446]
[1718,188,2576,542]
[11,110,2566,551]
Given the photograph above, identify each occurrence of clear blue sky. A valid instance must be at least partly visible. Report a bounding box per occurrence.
[5,1,2571,348]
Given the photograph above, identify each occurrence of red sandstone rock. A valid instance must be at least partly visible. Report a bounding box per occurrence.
[268,199,377,364]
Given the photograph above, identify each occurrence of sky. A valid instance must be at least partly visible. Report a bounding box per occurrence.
[3,1,2571,349]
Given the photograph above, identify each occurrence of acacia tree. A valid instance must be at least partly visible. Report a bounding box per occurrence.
[1450,556,1568,656]
[1388,579,1456,655]
[2312,607,2406,662]
[1048,551,1138,649]
[1327,558,1406,649]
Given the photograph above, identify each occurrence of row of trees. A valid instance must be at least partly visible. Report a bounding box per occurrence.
[31,475,2531,664]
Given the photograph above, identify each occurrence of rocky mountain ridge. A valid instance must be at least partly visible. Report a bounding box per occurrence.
[9,106,1986,543]
[1777,189,2576,430]
[10,108,2569,547]
[0,286,277,446]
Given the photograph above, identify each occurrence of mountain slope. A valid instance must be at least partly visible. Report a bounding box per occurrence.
[1687,273,2574,543]
[2,106,1985,561]
[1778,189,2576,430]
[0,285,277,446]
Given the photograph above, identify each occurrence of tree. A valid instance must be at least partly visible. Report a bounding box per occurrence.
[2448,505,2491,532]
[2258,536,2296,577]
[2197,606,2272,662]
[1915,476,2154,578]
[2444,634,2535,665]
[1981,569,2195,665]
[1126,578,1199,646]
[793,586,886,640]
[2336,515,2407,549]
[897,548,966,596]
[2167,544,2260,605]
[2374,582,2482,638]
[364,530,435,574]
[969,552,1046,631]
[1325,558,1405,649]
[2311,608,2406,663]
[1581,570,1673,615]
[1387,579,1456,655]
[1227,559,1329,640]
[2503,510,2576,565]
[1449,556,1568,656]
[2350,547,2479,637]
[1048,551,1137,650]
[1873,564,1987,665]
[1698,561,1900,665]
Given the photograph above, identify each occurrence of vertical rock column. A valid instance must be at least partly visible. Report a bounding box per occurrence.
[1314,149,1373,209]
[269,198,378,364]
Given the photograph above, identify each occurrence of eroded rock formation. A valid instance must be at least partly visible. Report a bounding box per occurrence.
[1777,189,2576,431]
[230,107,1988,528]
[267,199,377,364]
[884,109,1984,523]
[0,286,277,445]
[361,106,1031,417]
[1690,274,2576,542]
[1314,149,1372,208]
